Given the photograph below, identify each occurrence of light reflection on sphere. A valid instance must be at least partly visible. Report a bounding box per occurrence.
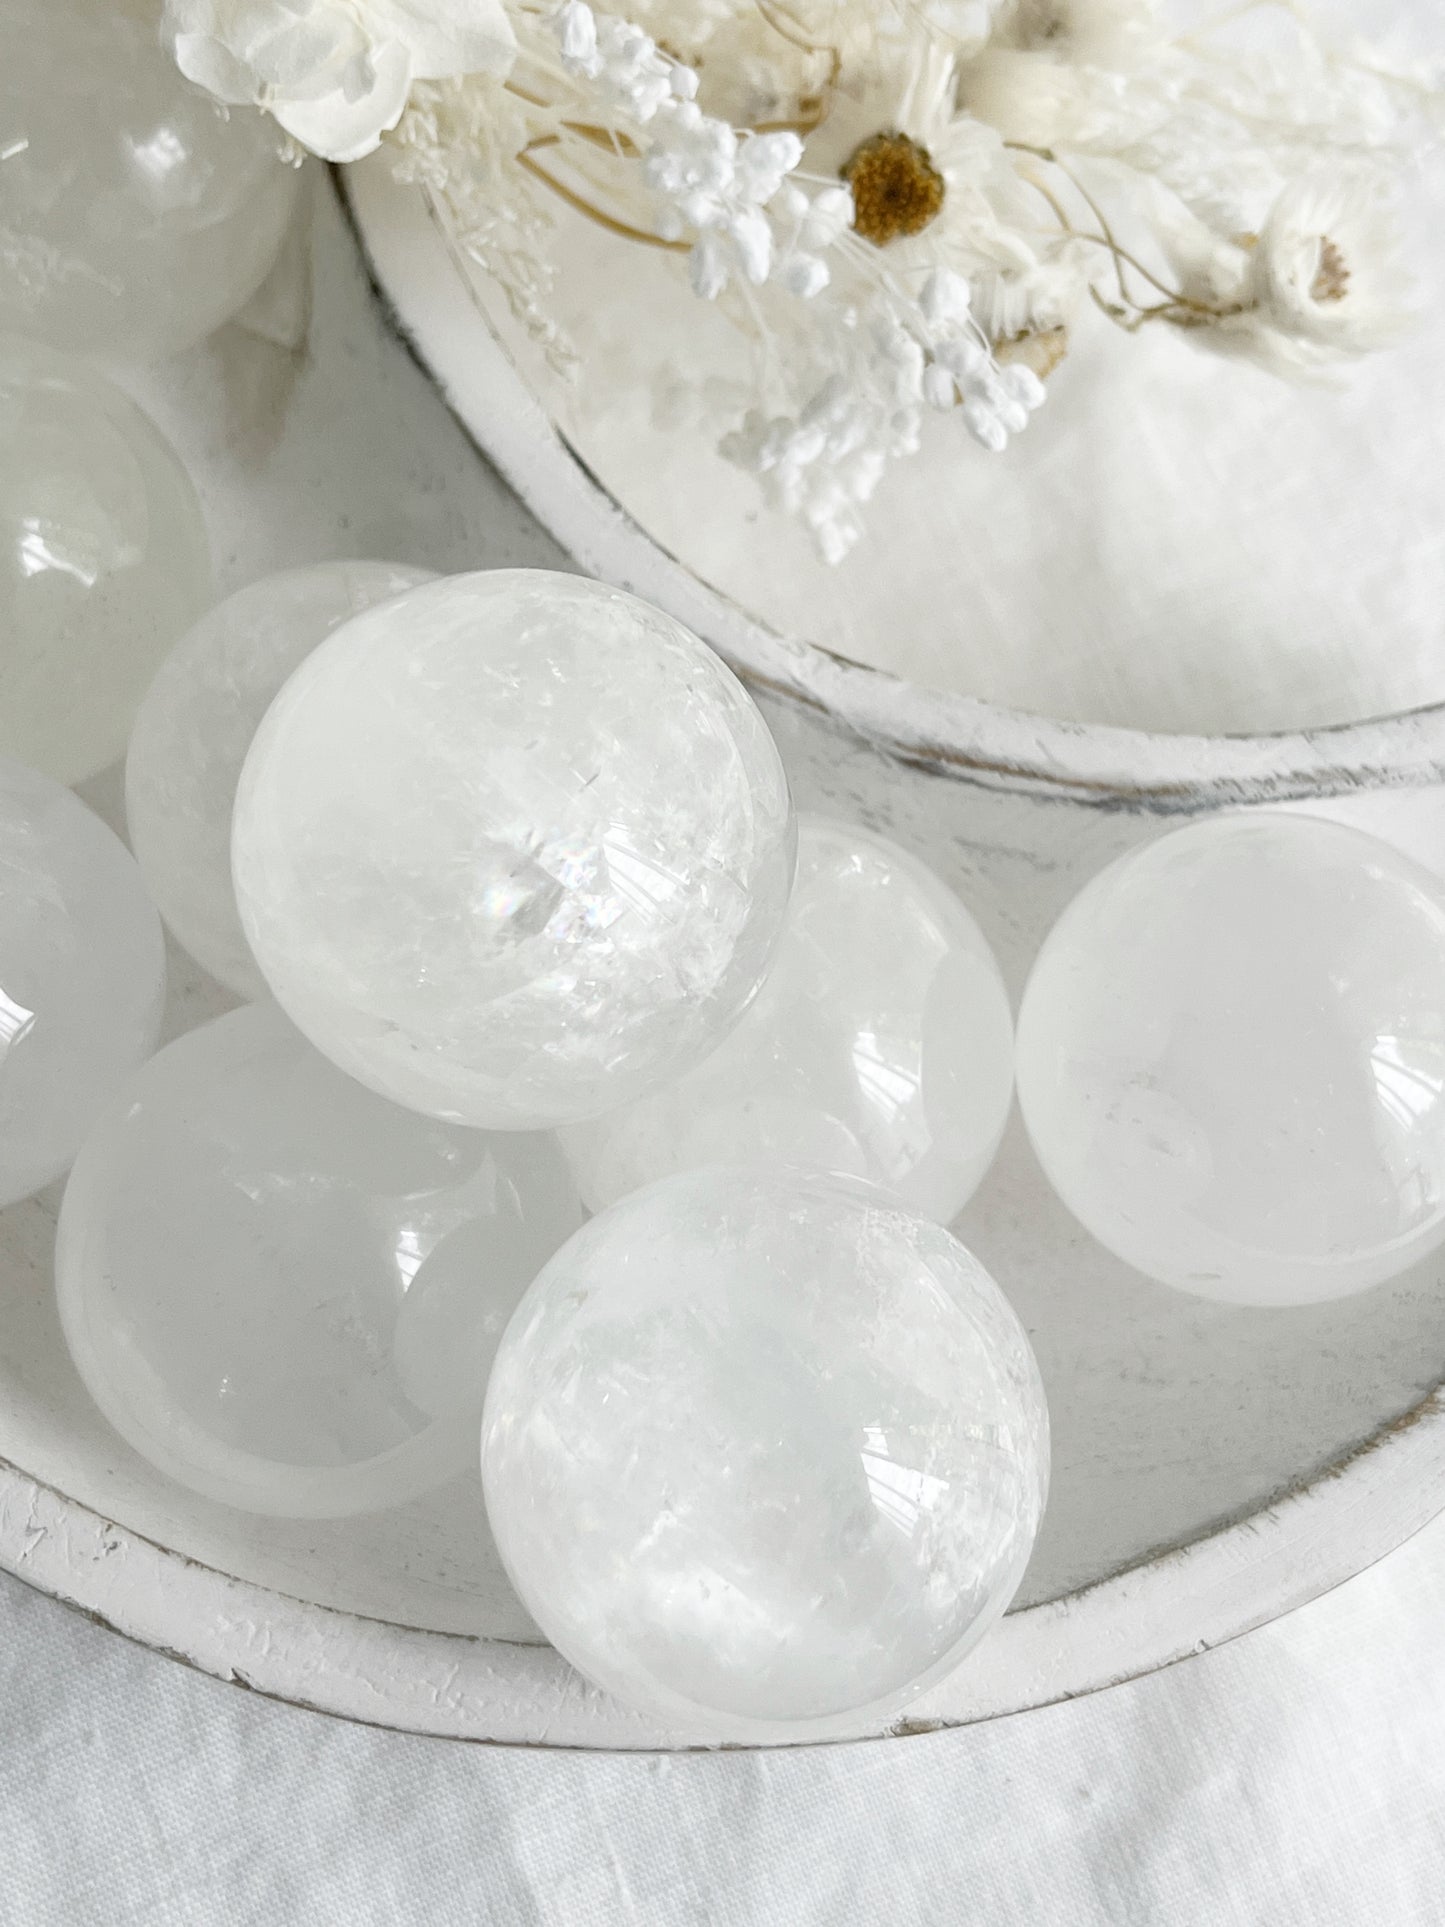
[56,1003,584,1518]
[1017,812,1445,1306]
[233,571,796,1130]
[127,560,434,997]
[0,337,210,783]
[0,754,165,1209]
[0,0,300,358]
[482,1164,1048,1741]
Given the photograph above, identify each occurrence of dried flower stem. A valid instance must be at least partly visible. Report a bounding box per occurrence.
[755,0,840,77]
[1010,143,1247,325]
[518,147,689,250]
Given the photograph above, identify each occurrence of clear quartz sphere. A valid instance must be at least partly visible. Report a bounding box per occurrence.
[127,560,435,999]
[232,570,796,1130]
[0,337,211,783]
[0,0,300,360]
[560,814,1014,1221]
[481,1164,1049,1741]
[55,1002,584,1519]
[1016,812,1445,1306]
[0,755,165,1209]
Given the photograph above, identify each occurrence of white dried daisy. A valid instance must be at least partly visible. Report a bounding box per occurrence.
[991,0,1159,67]
[1211,172,1415,376]
[164,0,516,162]
[957,0,1159,149]
[802,35,1087,336]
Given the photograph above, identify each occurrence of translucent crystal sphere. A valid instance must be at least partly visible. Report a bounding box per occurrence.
[1016,812,1445,1306]
[481,1165,1049,1740]
[0,0,300,359]
[0,756,165,1209]
[56,1003,583,1518]
[232,571,795,1129]
[561,815,1014,1221]
[127,561,434,998]
[0,337,211,783]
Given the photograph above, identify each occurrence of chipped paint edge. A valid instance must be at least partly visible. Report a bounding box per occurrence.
[3,1387,1443,1749]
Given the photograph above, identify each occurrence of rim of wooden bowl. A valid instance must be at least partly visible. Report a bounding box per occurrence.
[3,1381,1441,1748]
[339,160,1445,815]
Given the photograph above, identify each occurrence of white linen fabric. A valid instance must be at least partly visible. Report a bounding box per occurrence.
[3,1516,1445,1926]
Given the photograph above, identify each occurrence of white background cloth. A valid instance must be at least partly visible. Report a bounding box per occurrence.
[5,1519,1445,1925]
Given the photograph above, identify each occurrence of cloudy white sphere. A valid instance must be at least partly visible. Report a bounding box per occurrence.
[0,337,211,783]
[561,815,1014,1221]
[0,0,300,359]
[56,1003,583,1518]
[127,561,434,996]
[1017,812,1445,1306]
[482,1164,1049,1741]
[232,571,795,1129]
[0,756,165,1209]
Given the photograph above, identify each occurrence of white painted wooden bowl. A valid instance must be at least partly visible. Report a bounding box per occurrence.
[3,171,1444,1749]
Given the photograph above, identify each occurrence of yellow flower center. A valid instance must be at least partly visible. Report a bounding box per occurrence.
[1311,237,1350,304]
[842,133,946,247]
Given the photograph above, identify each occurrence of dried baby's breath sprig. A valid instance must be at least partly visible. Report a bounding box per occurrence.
[166,0,1444,560]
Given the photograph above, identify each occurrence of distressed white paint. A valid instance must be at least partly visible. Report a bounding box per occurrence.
[3,1387,1439,1748]
[2,168,1444,1749]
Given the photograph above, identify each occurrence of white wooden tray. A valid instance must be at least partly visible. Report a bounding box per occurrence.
[3,170,1444,1748]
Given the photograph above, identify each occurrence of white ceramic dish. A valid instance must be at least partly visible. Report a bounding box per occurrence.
[2,172,1444,1749]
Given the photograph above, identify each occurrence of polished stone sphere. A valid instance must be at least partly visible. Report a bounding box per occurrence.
[0,0,300,359]
[233,571,795,1129]
[0,756,165,1209]
[561,815,1014,1221]
[127,561,434,998]
[0,338,211,783]
[55,1003,583,1518]
[481,1165,1049,1740]
[1016,812,1445,1306]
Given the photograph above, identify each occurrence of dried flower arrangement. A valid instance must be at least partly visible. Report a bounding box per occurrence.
[165,0,1442,559]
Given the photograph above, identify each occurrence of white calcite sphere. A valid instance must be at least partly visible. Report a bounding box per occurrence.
[0,756,165,1209]
[0,0,300,359]
[1017,812,1445,1307]
[481,1165,1049,1740]
[0,337,211,783]
[561,815,1014,1221]
[55,1003,583,1518]
[127,561,434,998]
[233,571,795,1129]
